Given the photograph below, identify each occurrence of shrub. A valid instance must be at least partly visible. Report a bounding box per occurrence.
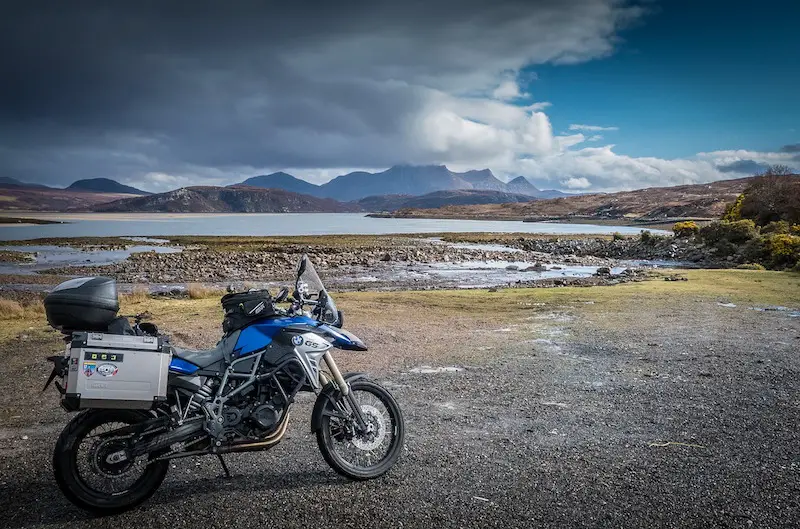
[672,221,699,238]
[761,220,791,235]
[699,220,758,245]
[612,232,625,241]
[722,193,744,222]
[739,174,800,226]
[640,230,653,244]
[762,233,800,268]
[735,263,766,270]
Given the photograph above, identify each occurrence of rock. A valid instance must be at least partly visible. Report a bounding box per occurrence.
[523,262,547,272]
[505,264,519,271]
[595,266,612,276]
[380,253,391,262]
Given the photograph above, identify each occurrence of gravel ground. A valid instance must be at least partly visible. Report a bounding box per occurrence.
[0,291,798,528]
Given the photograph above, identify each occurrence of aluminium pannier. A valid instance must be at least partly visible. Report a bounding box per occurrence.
[62,332,170,411]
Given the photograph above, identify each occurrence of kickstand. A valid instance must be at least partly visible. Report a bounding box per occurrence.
[216,454,231,479]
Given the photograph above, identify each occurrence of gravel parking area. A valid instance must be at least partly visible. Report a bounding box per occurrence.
[1,283,798,528]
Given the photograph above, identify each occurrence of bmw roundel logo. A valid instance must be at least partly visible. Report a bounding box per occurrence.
[291,335,304,346]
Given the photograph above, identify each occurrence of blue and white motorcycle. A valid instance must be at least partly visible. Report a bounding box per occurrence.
[44,254,404,514]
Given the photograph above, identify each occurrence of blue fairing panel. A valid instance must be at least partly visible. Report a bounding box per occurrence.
[169,357,200,375]
[234,315,319,357]
[318,324,368,351]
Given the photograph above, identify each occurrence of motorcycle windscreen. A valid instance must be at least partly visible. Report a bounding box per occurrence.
[296,254,338,324]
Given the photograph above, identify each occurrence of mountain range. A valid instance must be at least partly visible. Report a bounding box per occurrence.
[237,165,568,201]
[93,186,360,213]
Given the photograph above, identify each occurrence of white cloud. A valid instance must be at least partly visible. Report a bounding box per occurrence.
[562,177,592,189]
[568,124,619,132]
[12,1,798,195]
[493,80,524,100]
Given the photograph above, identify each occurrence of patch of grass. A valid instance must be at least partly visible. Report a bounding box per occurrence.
[735,263,766,270]
[0,299,25,319]
[0,298,47,341]
[121,285,151,303]
[186,283,223,299]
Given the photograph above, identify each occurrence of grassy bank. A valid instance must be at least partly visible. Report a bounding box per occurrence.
[2,269,797,344]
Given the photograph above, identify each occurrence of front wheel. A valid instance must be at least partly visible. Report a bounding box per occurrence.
[53,409,169,514]
[316,379,405,480]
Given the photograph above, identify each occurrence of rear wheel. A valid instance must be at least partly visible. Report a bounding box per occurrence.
[53,409,169,514]
[316,379,404,480]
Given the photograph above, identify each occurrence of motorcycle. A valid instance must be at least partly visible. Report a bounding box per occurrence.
[43,254,404,514]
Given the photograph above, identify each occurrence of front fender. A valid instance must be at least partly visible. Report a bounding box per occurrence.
[310,372,369,432]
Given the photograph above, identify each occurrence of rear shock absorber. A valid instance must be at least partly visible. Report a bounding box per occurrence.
[187,378,216,413]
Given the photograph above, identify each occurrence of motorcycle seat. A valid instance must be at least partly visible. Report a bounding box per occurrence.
[171,330,241,368]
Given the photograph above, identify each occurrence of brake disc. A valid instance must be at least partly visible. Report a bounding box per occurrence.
[351,405,387,451]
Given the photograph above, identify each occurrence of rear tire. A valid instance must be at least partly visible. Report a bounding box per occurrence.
[316,379,404,480]
[53,409,169,515]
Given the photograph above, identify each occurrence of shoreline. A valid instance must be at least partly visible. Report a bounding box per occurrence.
[367,211,709,230]
[0,231,724,294]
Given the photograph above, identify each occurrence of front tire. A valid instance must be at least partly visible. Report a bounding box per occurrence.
[53,409,169,515]
[316,379,404,480]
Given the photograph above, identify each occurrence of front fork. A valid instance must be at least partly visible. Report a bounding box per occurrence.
[321,351,370,432]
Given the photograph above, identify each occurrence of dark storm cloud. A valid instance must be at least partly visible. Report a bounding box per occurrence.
[716,159,769,174]
[780,143,800,153]
[0,1,645,190]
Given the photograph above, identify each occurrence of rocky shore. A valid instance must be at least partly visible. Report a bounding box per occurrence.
[38,237,637,285]
[492,234,717,264]
[1,233,722,292]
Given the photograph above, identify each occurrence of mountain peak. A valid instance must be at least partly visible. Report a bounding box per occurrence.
[238,172,323,197]
[506,176,540,195]
[67,178,150,195]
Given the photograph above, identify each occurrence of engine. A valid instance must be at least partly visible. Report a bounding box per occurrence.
[218,374,298,442]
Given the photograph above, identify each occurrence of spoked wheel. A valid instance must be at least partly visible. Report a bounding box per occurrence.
[316,379,405,480]
[53,409,168,514]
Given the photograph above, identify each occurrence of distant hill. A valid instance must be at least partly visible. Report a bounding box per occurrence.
[233,165,563,202]
[68,178,151,195]
[358,189,536,211]
[92,186,362,213]
[0,177,53,189]
[237,172,324,197]
[0,187,141,212]
[381,177,757,221]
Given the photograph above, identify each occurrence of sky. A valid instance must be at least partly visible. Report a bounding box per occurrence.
[1,0,798,193]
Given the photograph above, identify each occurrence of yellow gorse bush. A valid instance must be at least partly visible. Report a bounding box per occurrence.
[672,221,699,237]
